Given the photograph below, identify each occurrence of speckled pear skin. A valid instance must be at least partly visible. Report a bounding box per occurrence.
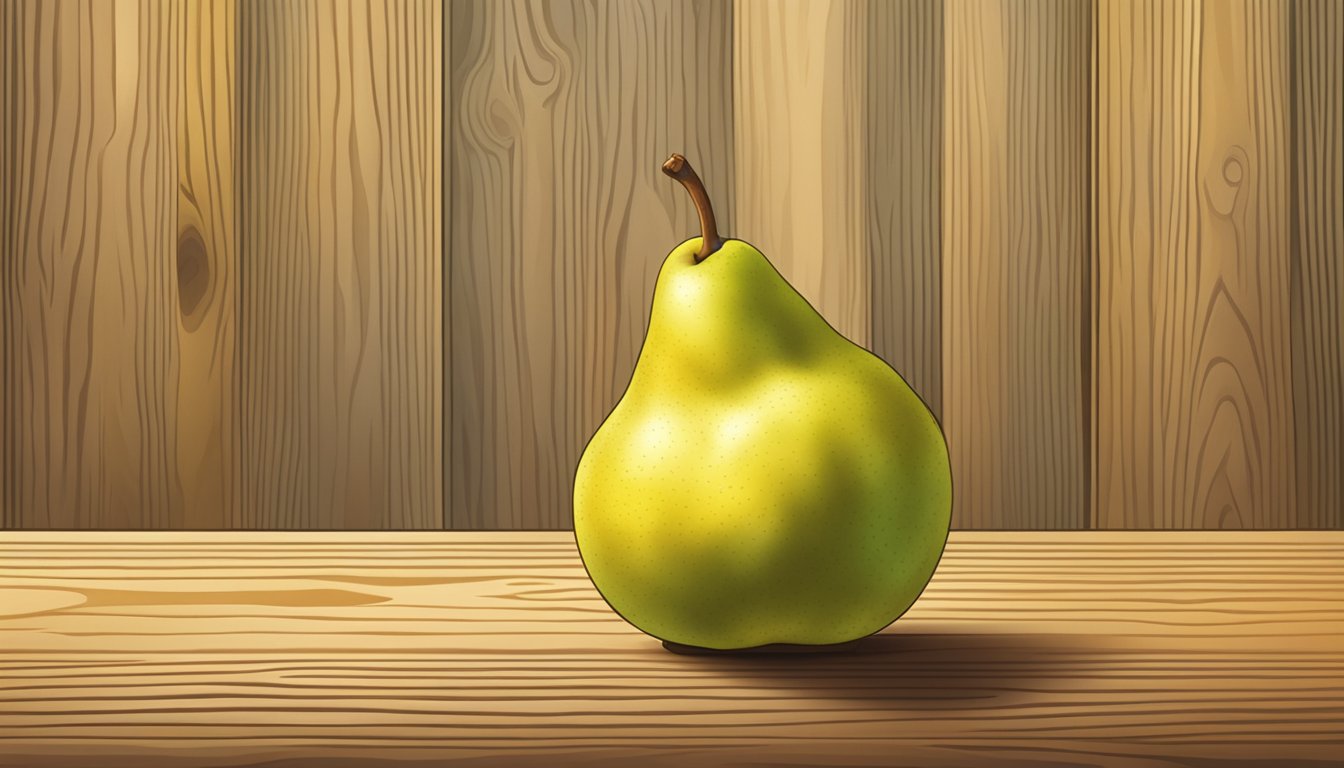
[573,236,952,651]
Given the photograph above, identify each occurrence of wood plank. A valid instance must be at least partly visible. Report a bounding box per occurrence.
[448,0,734,529]
[1095,0,1296,528]
[235,0,443,529]
[0,0,183,527]
[442,0,452,530]
[868,0,943,417]
[732,0,870,345]
[0,1,10,526]
[1291,0,1344,528]
[176,0,235,528]
[942,0,1092,528]
[1,531,1342,767]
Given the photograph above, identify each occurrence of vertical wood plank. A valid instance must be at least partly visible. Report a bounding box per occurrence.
[1095,0,1296,529]
[867,0,943,417]
[449,0,735,529]
[0,1,10,526]
[443,0,452,529]
[733,0,869,345]
[236,0,443,529]
[1291,0,1344,528]
[177,0,235,528]
[943,0,1092,529]
[1,0,183,528]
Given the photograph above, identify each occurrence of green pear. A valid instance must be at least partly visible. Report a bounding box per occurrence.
[574,154,951,651]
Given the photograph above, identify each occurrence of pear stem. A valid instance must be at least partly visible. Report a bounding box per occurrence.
[662,153,723,263]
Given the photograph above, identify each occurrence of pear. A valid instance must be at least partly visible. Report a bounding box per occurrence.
[573,154,951,651]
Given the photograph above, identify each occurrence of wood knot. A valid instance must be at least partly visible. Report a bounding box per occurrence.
[177,227,211,331]
[1205,146,1249,217]
[1221,154,1244,185]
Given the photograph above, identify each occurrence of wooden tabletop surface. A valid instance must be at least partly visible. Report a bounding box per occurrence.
[2,531,1342,767]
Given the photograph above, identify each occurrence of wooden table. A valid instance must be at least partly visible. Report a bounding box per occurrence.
[2,532,1342,767]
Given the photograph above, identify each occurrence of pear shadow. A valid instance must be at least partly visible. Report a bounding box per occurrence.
[659,630,1083,709]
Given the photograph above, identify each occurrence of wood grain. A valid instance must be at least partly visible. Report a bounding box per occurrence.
[1,2,10,526]
[2,531,1343,767]
[1,0,184,527]
[867,0,943,418]
[943,0,1092,529]
[448,0,735,529]
[1095,0,1297,529]
[176,0,235,527]
[733,0,870,345]
[442,0,452,532]
[1291,0,1344,529]
[235,0,442,528]
[2,1,1342,533]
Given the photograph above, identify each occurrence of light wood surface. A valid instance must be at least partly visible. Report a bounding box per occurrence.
[1095,0,1298,529]
[942,0,1092,528]
[235,0,442,528]
[2,531,1342,767]
[448,0,734,529]
[1,1,184,527]
[1291,0,1344,528]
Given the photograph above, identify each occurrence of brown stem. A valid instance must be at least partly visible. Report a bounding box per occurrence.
[661,153,723,263]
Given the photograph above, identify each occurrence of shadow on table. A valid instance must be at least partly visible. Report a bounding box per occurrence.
[662,631,1079,708]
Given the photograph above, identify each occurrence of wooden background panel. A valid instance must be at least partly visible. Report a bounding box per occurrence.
[732,0,944,424]
[1,0,184,528]
[868,0,943,418]
[177,0,236,527]
[449,0,735,529]
[1291,0,1344,529]
[236,0,442,528]
[733,0,869,345]
[2,0,1341,532]
[1095,0,1297,529]
[942,0,1092,529]
[1,1,10,525]
[443,0,452,533]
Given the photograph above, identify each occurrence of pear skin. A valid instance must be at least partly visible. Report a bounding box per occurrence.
[573,155,952,651]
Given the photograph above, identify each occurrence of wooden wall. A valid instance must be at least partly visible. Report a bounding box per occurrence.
[2,0,1341,530]
[447,0,734,529]
[1094,0,1342,529]
[3,0,186,527]
[2,0,442,528]
[943,0,1092,528]
[235,0,442,529]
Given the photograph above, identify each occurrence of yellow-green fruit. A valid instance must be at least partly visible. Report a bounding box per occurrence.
[574,155,951,651]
